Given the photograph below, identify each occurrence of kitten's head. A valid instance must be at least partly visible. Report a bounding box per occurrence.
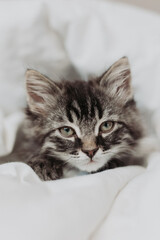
[26,57,144,172]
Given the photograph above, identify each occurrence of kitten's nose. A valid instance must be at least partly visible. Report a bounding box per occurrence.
[82,148,98,158]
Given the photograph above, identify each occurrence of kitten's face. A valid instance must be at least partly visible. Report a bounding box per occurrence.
[26,57,144,172]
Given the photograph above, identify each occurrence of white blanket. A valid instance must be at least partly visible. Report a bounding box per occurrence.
[0,1,160,239]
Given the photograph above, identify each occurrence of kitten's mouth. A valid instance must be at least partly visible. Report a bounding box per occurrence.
[88,158,96,164]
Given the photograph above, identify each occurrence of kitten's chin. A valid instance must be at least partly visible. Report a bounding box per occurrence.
[75,159,107,173]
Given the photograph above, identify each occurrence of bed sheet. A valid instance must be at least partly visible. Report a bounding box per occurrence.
[0,1,160,239]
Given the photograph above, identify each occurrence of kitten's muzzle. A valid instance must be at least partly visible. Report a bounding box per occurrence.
[82,148,98,159]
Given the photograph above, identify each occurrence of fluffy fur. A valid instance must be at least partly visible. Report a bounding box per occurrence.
[1,57,146,180]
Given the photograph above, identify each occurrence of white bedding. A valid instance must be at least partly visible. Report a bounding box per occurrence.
[0,1,160,239]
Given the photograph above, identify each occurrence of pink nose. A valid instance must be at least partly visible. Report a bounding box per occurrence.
[82,148,98,158]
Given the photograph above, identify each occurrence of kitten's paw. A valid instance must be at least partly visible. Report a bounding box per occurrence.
[27,160,61,181]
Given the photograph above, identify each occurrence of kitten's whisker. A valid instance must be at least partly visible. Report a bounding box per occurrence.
[102,151,114,155]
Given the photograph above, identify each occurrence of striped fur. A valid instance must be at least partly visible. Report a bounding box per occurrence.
[20,57,145,180]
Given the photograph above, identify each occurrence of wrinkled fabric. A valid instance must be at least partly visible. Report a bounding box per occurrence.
[0,1,160,240]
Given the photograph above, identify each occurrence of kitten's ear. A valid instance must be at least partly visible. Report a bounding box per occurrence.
[26,69,60,115]
[99,57,133,103]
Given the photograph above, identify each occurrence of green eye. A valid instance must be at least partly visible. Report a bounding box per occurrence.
[100,121,114,133]
[59,127,75,138]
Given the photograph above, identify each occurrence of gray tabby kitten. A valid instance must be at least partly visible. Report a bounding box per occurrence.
[1,57,145,180]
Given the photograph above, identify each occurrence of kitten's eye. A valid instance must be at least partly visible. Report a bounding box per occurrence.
[59,127,75,138]
[100,121,114,133]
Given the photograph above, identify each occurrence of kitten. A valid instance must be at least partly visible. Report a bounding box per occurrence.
[1,57,145,180]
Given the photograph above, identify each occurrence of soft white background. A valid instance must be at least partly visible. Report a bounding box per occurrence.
[112,0,160,13]
[0,1,160,239]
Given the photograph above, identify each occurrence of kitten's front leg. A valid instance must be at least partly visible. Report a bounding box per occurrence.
[27,157,63,181]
